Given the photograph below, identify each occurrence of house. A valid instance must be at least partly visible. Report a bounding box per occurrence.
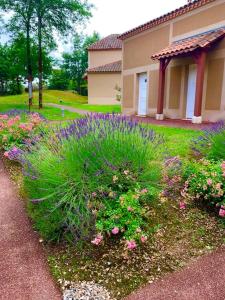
[87,34,122,105]
[119,0,225,123]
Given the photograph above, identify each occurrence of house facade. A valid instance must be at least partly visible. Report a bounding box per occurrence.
[87,34,122,105]
[119,0,225,123]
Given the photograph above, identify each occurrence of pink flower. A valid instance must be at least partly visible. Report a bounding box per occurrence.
[127,240,137,250]
[4,151,9,158]
[140,236,147,243]
[91,233,103,245]
[92,192,97,197]
[221,162,225,170]
[179,202,186,210]
[127,206,133,212]
[207,179,212,186]
[223,172,225,178]
[140,188,148,194]
[219,208,225,218]
[0,114,8,120]
[112,227,119,235]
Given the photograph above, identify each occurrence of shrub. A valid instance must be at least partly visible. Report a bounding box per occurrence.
[21,114,164,245]
[182,159,225,218]
[0,110,44,158]
[192,121,225,160]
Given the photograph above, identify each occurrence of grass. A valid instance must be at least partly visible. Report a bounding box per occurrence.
[147,125,200,157]
[0,90,121,118]
[43,90,121,113]
[0,94,80,121]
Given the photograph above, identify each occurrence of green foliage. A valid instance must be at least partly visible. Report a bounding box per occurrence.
[192,121,225,161]
[48,69,69,90]
[182,159,225,221]
[62,32,100,94]
[95,186,158,246]
[22,115,163,244]
[0,111,43,153]
[0,35,52,95]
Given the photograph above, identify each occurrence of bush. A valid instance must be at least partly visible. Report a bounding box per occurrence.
[182,159,225,218]
[48,69,69,90]
[21,114,164,246]
[0,110,44,158]
[192,121,225,160]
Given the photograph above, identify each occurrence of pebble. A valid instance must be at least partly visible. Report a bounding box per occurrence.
[63,281,114,300]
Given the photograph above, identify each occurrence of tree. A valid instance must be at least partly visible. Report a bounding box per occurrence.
[33,0,92,108]
[0,36,52,96]
[48,69,69,90]
[62,32,100,94]
[0,0,36,105]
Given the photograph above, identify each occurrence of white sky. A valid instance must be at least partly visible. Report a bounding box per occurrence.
[84,0,188,36]
[1,0,188,58]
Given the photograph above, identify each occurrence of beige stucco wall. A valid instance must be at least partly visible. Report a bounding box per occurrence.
[123,25,170,70]
[88,50,122,68]
[172,1,225,37]
[122,0,225,121]
[88,73,122,105]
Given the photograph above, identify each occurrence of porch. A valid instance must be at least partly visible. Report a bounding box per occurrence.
[152,28,225,124]
[132,116,213,130]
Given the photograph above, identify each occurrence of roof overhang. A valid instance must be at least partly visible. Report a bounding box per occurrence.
[87,60,122,73]
[152,28,225,60]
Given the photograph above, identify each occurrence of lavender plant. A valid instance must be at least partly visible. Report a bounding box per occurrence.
[22,114,164,243]
[191,121,225,160]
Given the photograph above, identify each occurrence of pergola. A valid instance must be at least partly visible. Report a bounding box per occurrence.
[152,28,225,123]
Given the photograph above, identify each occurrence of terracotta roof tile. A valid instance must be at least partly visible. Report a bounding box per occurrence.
[152,28,225,60]
[88,60,122,73]
[88,34,122,51]
[119,0,216,40]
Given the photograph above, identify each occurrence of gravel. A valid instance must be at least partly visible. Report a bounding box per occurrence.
[63,281,114,300]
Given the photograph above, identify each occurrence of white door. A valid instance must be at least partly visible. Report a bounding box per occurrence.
[186,64,197,119]
[138,73,148,116]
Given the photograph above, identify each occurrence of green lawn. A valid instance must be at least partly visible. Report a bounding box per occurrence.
[0,90,121,120]
[147,125,200,157]
[43,90,121,113]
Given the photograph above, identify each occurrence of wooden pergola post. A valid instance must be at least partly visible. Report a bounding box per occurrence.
[192,50,206,124]
[156,58,171,120]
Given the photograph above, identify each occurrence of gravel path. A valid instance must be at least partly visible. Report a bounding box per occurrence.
[63,281,114,300]
[126,246,225,300]
[0,159,61,300]
[46,103,90,115]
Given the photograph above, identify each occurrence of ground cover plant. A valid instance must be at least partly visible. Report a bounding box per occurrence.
[0,109,45,158]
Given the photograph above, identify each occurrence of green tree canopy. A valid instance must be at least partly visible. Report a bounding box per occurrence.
[62,31,100,94]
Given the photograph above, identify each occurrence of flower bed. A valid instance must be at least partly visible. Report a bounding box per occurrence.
[3,116,224,299]
[0,110,44,159]
[21,114,164,247]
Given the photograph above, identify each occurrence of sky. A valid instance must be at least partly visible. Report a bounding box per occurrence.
[84,0,187,37]
[55,0,188,58]
[1,0,188,58]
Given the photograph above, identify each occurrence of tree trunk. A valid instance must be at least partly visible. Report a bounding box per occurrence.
[26,21,33,107]
[37,1,43,109]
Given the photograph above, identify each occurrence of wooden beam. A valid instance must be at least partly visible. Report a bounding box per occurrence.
[194,51,206,117]
[157,58,171,116]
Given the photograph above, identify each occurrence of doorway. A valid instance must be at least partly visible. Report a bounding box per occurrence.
[138,73,148,116]
[186,64,197,119]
